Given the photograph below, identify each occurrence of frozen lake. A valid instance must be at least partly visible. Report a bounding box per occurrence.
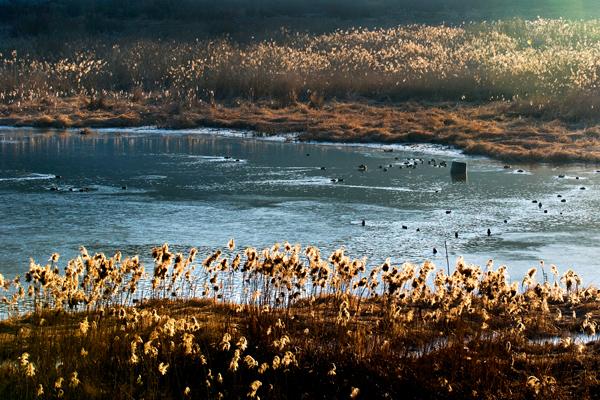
[1,126,599,285]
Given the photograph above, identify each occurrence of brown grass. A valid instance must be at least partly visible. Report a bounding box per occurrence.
[1,243,600,399]
[2,297,600,400]
[2,97,600,163]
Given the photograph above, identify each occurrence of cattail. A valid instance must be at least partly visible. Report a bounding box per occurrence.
[236,336,248,351]
[69,371,80,388]
[19,353,35,377]
[247,380,262,398]
[79,317,89,335]
[244,355,258,369]
[221,333,232,351]
[180,333,194,355]
[229,349,240,371]
[281,351,297,367]
[526,376,540,394]
[272,355,281,370]
[328,363,336,376]
[561,337,573,348]
[158,362,169,375]
[258,363,269,374]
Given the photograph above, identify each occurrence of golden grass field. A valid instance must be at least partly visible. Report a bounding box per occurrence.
[2,19,600,162]
[0,241,600,399]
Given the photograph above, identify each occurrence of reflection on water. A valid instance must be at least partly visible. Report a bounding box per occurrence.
[1,127,600,284]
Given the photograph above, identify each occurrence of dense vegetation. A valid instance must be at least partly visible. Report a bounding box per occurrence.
[2,19,600,113]
[1,2,600,162]
[0,241,599,399]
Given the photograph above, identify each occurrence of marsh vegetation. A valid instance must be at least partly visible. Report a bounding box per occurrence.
[2,18,600,161]
[0,241,600,399]
[2,2,600,399]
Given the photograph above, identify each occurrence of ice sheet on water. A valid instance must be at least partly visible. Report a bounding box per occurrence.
[0,173,56,182]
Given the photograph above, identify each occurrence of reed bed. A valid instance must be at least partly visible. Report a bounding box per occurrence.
[3,19,600,163]
[0,240,599,399]
[1,19,600,117]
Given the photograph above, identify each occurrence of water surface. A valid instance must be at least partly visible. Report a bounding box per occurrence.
[1,127,599,284]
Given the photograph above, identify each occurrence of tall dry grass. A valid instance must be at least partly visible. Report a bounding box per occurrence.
[1,19,600,121]
[0,241,599,399]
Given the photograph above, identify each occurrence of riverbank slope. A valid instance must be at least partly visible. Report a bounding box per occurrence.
[2,98,600,163]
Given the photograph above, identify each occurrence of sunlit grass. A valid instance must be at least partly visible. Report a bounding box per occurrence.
[0,240,599,399]
[1,18,600,120]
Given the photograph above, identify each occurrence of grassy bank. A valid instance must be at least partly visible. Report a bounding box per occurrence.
[2,97,600,163]
[0,242,599,399]
[2,19,600,162]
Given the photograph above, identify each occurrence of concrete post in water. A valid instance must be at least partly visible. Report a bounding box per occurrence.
[450,161,467,182]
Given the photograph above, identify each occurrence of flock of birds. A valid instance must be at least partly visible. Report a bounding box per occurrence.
[47,174,128,193]
[304,147,590,257]
[322,154,448,183]
[40,146,589,257]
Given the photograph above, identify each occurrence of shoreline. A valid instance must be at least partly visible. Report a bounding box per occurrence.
[2,98,600,164]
